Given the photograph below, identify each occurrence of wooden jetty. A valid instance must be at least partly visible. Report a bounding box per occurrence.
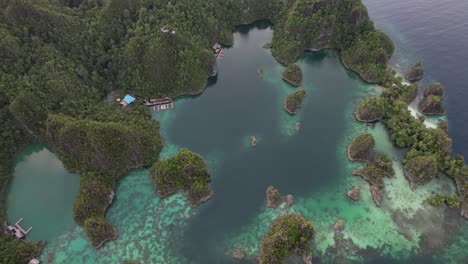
[7,218,32,239]
[143,97,174,112]
[213,43,224,60]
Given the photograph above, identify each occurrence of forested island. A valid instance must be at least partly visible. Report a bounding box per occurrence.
[0,0,467,263]
[259,214,314,264]
[284,89,306,114]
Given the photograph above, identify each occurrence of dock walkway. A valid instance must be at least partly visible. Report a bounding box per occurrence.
[7,218,32,239]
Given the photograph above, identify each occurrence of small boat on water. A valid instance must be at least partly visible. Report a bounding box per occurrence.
[257,67,264,78]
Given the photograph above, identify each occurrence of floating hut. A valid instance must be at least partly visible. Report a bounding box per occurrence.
[119,95,136,107]
[7,218,32,239]
[144,97,174,112]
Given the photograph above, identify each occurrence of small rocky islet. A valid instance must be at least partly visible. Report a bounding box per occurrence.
[405,61,425,82]
[266,186,295,209]
[347,186,361,201]
[284,89,306,115]
[419,82,445,115]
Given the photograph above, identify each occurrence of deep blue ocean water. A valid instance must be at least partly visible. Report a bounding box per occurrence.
[364,0,468,157]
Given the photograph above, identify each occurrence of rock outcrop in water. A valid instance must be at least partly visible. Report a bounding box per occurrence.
[404,155,438,189]
[284,89,306,114]
[419,82,445,116]
[259,214,314,264]
[347,186,361,201]
[353,154,394,207]
[419,95,445,116]
[354,97,385,122]
[406,61,424,82]
[150,149,213,207]
[332,219,345,232]
[424,82,444,97]
[231,248,246,260]
[266,186,295,209]
[281,64,303,86]
[348,134,375,162]
[266,186,282,208]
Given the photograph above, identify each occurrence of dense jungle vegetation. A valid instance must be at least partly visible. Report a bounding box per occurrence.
[356,71,468,218]
[0,0,396,261]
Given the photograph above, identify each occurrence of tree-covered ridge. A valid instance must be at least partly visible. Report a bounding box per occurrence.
[342,30,394,83]
[46,106,162,176]
[267,0,393,83]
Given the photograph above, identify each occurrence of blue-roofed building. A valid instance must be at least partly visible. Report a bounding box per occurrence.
[120,95,136,107]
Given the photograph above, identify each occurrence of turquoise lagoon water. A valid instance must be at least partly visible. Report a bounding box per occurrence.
[5,22,468,263]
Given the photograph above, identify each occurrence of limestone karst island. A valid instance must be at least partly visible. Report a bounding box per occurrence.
[1,0,467,263]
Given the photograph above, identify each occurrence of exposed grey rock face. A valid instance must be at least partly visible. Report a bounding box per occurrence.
[419,82,445,116]
[419,95,444,116]
[424,82,444,97]
[406,61,424,82]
